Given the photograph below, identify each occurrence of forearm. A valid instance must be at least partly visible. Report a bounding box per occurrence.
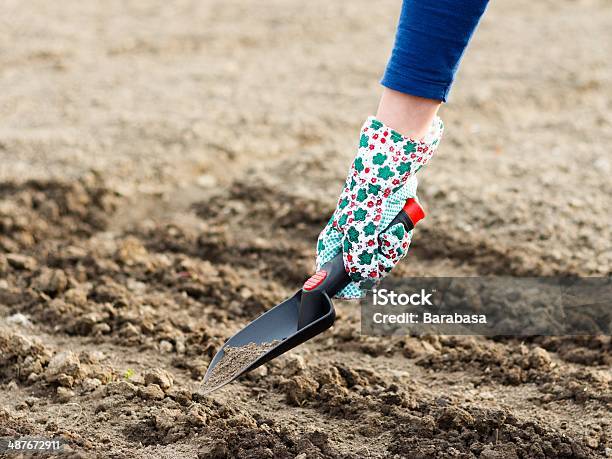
[376,89,440,140]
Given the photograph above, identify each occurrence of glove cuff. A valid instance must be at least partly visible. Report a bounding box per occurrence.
[360,116,443,172]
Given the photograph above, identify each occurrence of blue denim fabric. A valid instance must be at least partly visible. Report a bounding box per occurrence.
[381,0,489,102]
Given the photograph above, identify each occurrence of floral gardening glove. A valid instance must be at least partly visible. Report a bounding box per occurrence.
[316,116,443,299]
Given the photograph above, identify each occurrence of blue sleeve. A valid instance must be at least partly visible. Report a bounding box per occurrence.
[381,0,489,102]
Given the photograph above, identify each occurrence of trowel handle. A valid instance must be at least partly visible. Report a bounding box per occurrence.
[298,198,425,328]
[302,254,350,299]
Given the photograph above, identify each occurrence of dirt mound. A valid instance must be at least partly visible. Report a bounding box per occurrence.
[387,405,596,459]
[0,177,118,253]
[202,427,354,459]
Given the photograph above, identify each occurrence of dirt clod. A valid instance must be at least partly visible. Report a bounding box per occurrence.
[45,351,82,387]
[144,368,174,392]
[282,375,320,406]
[140,384,166,401]
[57,386,76,402]
[31,268,69,294]
[528,346,553,369]
[6,254,37,271]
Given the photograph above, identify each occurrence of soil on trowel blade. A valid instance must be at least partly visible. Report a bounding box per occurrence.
[201,341,280,393]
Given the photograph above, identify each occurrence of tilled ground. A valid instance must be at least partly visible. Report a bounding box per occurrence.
[1,0,611,458]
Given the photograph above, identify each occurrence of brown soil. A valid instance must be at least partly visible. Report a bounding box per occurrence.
[1,0,610,458]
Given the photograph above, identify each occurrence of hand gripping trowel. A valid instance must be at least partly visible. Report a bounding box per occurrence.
[201,198,426,393]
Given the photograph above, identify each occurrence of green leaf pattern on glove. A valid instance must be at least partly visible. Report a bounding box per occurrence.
[315,116,443,298]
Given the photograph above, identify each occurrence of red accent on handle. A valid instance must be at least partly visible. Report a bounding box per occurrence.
[403,198,425,226]
[303,270,328,291]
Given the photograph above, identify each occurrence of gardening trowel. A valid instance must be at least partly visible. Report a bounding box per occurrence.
[201,198,426,393]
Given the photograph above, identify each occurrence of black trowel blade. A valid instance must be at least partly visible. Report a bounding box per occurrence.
[200,289,335,394]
